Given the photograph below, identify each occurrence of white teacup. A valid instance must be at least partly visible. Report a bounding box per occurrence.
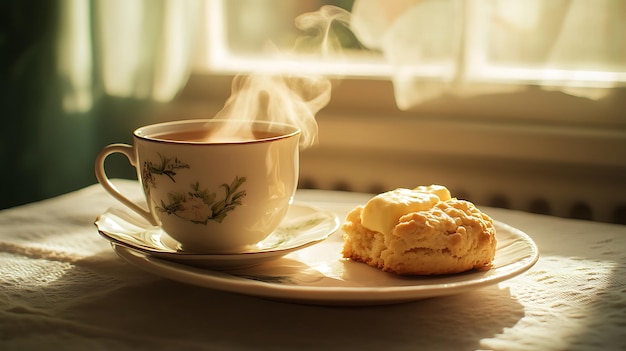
[95,119,301,253]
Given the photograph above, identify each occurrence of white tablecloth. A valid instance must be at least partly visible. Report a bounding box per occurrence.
[1,179,624,350]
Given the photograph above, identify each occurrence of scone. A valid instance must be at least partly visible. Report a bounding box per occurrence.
[342,185,497,275]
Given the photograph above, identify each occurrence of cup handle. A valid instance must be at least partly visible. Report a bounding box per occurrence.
[94,143,159,226]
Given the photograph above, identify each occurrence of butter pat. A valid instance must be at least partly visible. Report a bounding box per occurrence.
[361,185,452,235]
[413,185,451,202]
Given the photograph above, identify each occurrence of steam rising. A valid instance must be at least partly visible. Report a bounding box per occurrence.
[213,6,352,149]
[214,74,330,148]
[294,5,352,57]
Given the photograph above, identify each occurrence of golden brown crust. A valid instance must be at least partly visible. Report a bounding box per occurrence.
[342,199,497,275]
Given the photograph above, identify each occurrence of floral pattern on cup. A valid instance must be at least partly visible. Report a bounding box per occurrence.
[141,153,247,225]
[156,177,247,225]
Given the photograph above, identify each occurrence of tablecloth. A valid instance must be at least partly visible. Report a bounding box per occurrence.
[1,179,624,350]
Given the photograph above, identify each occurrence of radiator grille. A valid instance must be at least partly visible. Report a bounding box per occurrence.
[298,177,626,225]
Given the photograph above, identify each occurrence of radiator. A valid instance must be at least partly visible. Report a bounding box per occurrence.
[299,148,626,225]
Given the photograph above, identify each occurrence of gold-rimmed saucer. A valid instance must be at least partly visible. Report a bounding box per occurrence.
[95,203,340,269]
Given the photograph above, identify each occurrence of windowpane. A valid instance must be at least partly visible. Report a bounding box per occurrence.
[201,0,390,76]
[198,0,626,90]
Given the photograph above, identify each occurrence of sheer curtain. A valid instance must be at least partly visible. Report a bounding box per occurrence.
[58,0,202,113]
[351,0,626,110]
[56,0,625,112]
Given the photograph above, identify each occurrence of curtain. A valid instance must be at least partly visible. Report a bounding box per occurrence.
[351,0,626,110]
[58,0,202,113]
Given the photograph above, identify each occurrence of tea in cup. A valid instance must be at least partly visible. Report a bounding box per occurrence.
[95,119,301,253]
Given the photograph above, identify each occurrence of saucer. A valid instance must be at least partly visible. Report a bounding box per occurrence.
[95,203,340,269]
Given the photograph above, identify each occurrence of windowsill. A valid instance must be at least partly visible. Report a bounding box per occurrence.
[172,73,626,170]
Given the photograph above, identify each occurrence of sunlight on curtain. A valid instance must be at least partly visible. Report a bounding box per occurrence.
[151,0,201,101]
[57,0,93,113]
[351,0,626,109]
[57,0,202,113]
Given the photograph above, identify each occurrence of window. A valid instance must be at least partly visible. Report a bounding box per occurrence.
[192,0,626,104]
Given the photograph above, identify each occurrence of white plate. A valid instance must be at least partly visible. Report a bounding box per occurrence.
[112,220,539,305]
[96,203,340,269]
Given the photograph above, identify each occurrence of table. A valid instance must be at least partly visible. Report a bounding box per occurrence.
[1,179,624,350]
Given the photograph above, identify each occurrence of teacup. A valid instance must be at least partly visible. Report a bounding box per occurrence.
[95,119,301,253]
